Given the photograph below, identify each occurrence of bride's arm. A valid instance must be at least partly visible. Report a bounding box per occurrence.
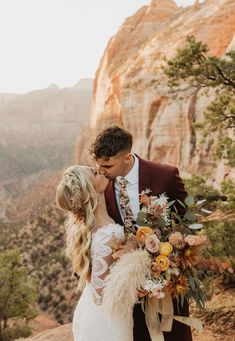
[90,232,124,304]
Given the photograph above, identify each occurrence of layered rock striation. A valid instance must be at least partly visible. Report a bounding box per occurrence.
[89,0,235,182]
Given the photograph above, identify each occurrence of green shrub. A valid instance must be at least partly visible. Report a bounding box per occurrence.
[2,324,32,341]
[184,174,219,199]
[0,249,38,340]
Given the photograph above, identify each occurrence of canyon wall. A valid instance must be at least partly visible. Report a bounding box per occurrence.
[87,0,235,182]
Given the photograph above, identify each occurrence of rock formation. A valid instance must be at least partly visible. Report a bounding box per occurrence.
[87,0,235,182]
[22,323,72,341]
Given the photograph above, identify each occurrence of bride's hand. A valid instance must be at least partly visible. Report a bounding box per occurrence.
[122,238,138,252]
[112,235,139,259]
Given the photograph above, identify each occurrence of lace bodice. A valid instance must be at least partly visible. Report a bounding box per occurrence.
[90,223,124,304]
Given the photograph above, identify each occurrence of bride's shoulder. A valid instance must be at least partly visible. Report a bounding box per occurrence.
[93,223,124,239]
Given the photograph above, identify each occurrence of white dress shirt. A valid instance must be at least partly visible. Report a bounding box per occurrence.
[115,154,140,220]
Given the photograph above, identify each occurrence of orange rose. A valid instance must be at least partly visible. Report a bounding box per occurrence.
[140,194,151,206]
[159,242,173,256]
[151,261,161,277]
[136,226,154,242]
[155,255,170,271]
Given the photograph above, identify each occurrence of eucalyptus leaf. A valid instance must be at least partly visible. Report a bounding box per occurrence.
[168,200,175,207]
[189,275,196,291]
[177,199,186,209]
[188,223,203,230]
[136,212,148,225]
[179,226,191,235]
[201,208,213,214]
[184,211,197,222]
[136,218,152,227]
[171,211,182,222]
[196,199,207,206]
[156,217,166,228]
[137,212,147,220]
[184,195,195,206]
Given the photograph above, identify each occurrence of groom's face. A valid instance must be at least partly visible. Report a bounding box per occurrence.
[95,151,133,180]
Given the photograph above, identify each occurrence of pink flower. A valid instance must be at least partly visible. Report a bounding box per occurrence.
[184,235,207,246]
[145,234,160,253]
[169,232,183,244]
[151,288,165,299]
[168,232,185,249]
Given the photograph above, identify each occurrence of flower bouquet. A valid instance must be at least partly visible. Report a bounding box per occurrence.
[104,190,233,338]
[134,190,233,309]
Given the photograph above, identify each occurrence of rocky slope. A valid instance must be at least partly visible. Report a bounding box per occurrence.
[86,0,235,183]
[21,287,235,341]
[0,169,81,324]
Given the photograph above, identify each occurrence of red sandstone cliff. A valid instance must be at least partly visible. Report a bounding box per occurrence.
[87,0,235,182]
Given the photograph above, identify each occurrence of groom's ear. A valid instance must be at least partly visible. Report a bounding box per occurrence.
[124,152,132,164]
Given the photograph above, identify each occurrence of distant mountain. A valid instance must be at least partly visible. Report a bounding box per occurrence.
[73,78,93,91]
[0,79,93,197]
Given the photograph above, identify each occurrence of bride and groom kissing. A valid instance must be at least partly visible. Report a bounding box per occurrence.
[56,126,192,341]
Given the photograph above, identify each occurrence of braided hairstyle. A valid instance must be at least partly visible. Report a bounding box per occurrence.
[56,165,98,291]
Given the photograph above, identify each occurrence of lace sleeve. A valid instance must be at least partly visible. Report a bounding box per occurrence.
[90,224,124,304]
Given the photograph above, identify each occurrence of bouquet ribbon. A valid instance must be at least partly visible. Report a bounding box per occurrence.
[145,294,203,341]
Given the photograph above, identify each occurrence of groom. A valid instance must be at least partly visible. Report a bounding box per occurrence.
[90,126,192,341]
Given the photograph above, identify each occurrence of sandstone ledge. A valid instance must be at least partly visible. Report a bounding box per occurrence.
[23,323,72,341]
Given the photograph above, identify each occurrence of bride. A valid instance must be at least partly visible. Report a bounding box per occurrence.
[56,165,134,341]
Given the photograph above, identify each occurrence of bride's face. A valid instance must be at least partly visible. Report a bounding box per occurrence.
[81,166,109,193]
[91,167,109,193]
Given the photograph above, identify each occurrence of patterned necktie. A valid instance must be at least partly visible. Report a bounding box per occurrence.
[118,177,135,233]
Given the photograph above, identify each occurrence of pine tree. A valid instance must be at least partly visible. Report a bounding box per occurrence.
[164,35,235,166]
[0,249,38,341]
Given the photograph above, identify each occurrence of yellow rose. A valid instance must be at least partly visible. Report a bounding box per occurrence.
[159,242,173,256]
[155,255,170,271]
[136,226,154,242]
[140,194,151,206]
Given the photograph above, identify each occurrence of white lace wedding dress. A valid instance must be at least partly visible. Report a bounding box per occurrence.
[72,223,133,341]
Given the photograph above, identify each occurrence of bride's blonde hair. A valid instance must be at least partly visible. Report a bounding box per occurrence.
[56,165,98,291]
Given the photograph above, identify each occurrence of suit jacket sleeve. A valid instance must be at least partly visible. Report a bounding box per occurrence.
[168,167,187,216]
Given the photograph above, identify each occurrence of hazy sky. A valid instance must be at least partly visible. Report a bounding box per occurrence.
[0,0,199,93]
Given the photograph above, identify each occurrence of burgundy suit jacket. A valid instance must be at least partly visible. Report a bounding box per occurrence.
[104,156,192,341]
[105,155,187,225]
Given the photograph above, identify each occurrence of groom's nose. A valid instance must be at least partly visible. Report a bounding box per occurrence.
[96,164,106,175]
[99,169,106,176]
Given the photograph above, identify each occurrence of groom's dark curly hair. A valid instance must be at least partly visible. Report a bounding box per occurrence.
[89,126,133,160]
